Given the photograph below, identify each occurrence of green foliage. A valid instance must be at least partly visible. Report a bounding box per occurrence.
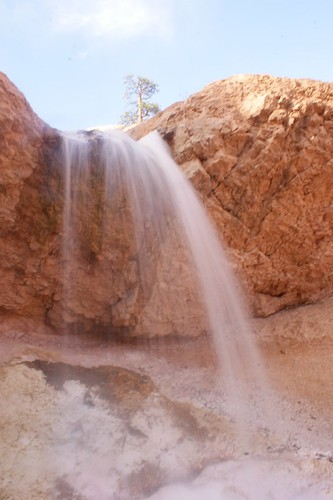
[120,74,160,126]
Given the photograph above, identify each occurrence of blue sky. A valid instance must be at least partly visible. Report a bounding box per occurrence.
[0,0,332,131]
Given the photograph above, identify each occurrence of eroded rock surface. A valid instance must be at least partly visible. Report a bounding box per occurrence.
[0,72,61,329]
[0,74,207,337]
[131,74,333,315]
[1,72,333,338]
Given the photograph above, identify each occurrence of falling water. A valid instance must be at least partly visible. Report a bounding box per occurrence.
[42,129,333,499]
[58,128,268,424]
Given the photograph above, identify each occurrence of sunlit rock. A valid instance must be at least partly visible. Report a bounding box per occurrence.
[1,72,333,336]
[131,74,333,316]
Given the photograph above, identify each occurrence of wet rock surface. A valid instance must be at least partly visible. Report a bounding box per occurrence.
[0,298,332,499]
[0,359,234,499]
[0,73,204,338]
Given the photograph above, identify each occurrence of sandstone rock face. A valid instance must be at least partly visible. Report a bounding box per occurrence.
[1,72,333,338]
[0,75,205,338]
[0,75,204,337]
[0,73,60,328]
[130,74,333,316]
[43,130,207,337]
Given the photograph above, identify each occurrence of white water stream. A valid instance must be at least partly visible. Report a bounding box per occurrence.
[61,129,267,413]
[52,129,332,499]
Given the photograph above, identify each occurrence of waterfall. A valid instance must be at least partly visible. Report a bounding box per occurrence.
[58,128,268,422]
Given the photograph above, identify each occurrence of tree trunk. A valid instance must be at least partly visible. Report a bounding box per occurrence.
[138,93,143,123]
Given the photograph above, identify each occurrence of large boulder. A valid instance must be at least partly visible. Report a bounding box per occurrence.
[130,74,333,316]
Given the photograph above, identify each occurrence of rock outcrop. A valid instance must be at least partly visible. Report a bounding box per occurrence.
[0,74,207,338]
[131,74,333,316]
[1,72,333,337]
[0,73,59,329]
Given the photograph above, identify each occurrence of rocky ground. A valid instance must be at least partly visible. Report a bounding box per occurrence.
[0,298,332,499]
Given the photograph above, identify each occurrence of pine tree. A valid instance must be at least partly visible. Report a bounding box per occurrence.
[120,74,160,126]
